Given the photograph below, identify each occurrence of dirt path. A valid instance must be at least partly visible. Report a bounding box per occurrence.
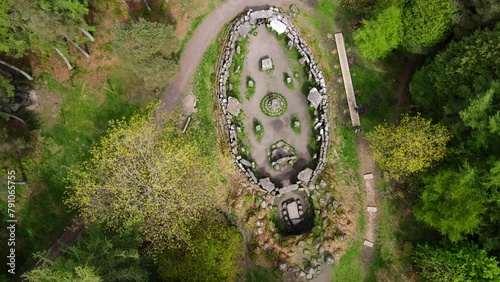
[160,0,309,113]
[393,56,425,118]
[356,136,379,272]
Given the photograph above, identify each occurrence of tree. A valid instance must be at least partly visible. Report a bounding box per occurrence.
[454,0,500,37]
[353,6,403,60]
[414,243,500,281]
[415,165,487,241]
[366,114,450,180]
[22,225,148,282]
[112,19,179,89]
[65,105,223,254]
[157,219,244,282]
[0,0,89,57]
[402,0,455,53]
[410,27,500,120]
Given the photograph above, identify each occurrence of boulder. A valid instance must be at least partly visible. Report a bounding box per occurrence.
[307,88,322,108]
[226,97,241,116]
[298,168,313,183]
[261,57,273,71]
[259,177,275,192]
[270,19,287,34]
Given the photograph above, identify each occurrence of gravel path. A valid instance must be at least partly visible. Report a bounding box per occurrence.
[160,0,309,112]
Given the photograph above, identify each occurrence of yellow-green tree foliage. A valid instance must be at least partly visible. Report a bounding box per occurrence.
[366,114,450,180]
[65,106,223,253]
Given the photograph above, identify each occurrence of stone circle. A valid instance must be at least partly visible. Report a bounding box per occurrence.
[260,93,287,117]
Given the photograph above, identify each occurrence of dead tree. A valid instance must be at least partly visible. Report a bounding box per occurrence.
[0,60,33,81]
[53,47,73,70]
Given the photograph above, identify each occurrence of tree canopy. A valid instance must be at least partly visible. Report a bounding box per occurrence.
[353,5,403,60]
[65,105,224,254]
[157,220,244,282]
[112,18,179,89]
[0,0,89,57]
[415,165,488,241]
[366,114,450,181]
[402,0,455,53]
[414,243,500,281]
[22,225,148,282]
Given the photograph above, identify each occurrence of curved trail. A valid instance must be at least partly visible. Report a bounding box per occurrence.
[160,0,308,112]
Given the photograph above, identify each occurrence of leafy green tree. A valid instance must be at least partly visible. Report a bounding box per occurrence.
[410,27,500,121]
[0,0,89,57]
[414,243,500,281]
[415,165,487,241]
[402,0,455,53]
[157,219,244,282]
[112,19,179,89]
[65,105,223,254]
[366,114,450,180]
[454,0,500,37]
[22,264,101,282]
[22,225,148,282]
[353,6,403,60]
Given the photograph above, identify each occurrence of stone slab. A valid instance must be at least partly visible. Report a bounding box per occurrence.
[364,240,374,248]
[363,173,374,180]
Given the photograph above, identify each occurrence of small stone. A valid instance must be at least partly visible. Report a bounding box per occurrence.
[255,125,261,131]
[258,228,263,235]
[247,79,254,87]
[325,256,334,265]
[293,121,300,128]
[279,263,288,271]
[236,45,241,54]
[286,77,292,84]
[298,241,305,248]
[234,65,241,73]
[320,180,327,188]
[261,201,268,209]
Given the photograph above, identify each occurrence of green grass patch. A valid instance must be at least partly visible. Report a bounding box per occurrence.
[291,115,301,134]
[253,119,264,142]
[227,37,249,101]
[283,72,295,90]
[351,65,396,132]
[331,241,366,282]
[245,77,256,100]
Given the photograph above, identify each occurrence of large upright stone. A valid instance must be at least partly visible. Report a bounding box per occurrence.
[259,177,275,192]
[307,88,322,108]
[226,97,241,116]
[270,19,287,34]
[261,57,273,71]
[298,168,313,183]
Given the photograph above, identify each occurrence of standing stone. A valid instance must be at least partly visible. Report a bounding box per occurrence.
[236,45,241,54]
[248,79,254,87]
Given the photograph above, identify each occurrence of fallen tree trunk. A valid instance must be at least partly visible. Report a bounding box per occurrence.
[79,27,95,42]
[0,60,33,81]
[53,47,73,70]
[0,111,27,124]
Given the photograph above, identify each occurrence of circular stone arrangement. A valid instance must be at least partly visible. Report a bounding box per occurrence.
[260,93,287,117]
